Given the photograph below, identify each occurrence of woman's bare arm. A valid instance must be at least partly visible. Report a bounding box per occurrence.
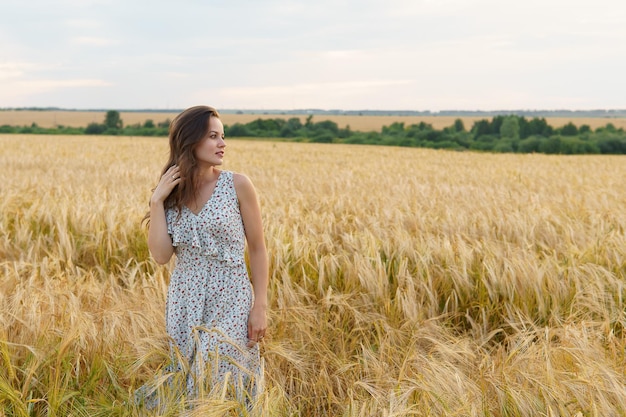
[234,173,269,346]
[148,165,182,264]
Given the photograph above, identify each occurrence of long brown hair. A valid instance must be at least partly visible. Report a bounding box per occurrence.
[144,105,220,223]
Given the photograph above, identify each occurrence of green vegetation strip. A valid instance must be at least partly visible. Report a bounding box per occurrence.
[2,110,625,154]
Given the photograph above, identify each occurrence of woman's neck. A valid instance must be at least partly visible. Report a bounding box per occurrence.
[196,165,220,186]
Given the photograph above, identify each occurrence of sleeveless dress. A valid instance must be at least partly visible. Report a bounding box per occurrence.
[138,171,262,406]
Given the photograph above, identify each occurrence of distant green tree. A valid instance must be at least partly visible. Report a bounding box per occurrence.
[519,136,543,153]
[104,110,123,129]
[453,118,465,132]
[227,123,252,137]
[337,125,352,139]
[246,118,284,136]
[143,119,155,128]
[527,117,553,136]
[500,116,520,140]
[471,119,492,137]
[539,137,562,154]
[85,122,106,134]
[157,119,171,129]
[491,115,506,135]
[559,137,600,154]
[518,116,531,138]
[279,117,303,137]
[599,123,617,133]
[596,134,626,153]
[313,120,339,134]
[494,140,515,153]
[382,122,405,135]
[311,132,333,143]
[405,122,433,138]
[560,122,578,136]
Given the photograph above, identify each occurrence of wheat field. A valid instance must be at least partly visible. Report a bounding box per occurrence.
[1,134,625,416]
[2,110,626,132]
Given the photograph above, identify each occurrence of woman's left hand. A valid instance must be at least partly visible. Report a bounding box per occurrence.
[247,304,267,347]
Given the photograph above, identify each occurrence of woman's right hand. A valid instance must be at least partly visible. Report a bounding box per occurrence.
[151,165,182,205]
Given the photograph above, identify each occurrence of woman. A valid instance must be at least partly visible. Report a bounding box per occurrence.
[142,105,268,405]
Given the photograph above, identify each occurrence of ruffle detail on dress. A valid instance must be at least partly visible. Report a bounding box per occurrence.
[166,207,243,265]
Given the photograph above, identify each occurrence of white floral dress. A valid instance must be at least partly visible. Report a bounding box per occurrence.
[164,170,260,399]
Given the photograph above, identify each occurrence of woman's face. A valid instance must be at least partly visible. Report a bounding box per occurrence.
[193,117,225,166]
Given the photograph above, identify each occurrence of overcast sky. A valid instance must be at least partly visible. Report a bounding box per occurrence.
[1,0,625,111]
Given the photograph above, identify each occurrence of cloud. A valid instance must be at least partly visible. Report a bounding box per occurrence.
[0,78,112,106]
[64,18,103,29]
[213,80,415,109]
[221,79,413,95]
[0,63,28,80]
[23,79,112,89]
[70,36,118,46]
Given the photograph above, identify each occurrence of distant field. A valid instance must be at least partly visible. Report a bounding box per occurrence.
[1,110,625,132]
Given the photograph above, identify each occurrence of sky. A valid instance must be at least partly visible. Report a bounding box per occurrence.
[1,0,625,111]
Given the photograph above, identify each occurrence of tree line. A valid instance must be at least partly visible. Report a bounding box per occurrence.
[2,110,626,154]
[0,110,172,137]
[218,114,626,154]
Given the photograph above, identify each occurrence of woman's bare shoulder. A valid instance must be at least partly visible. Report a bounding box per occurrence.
[232,172,257,197]
[232,172,253,187]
